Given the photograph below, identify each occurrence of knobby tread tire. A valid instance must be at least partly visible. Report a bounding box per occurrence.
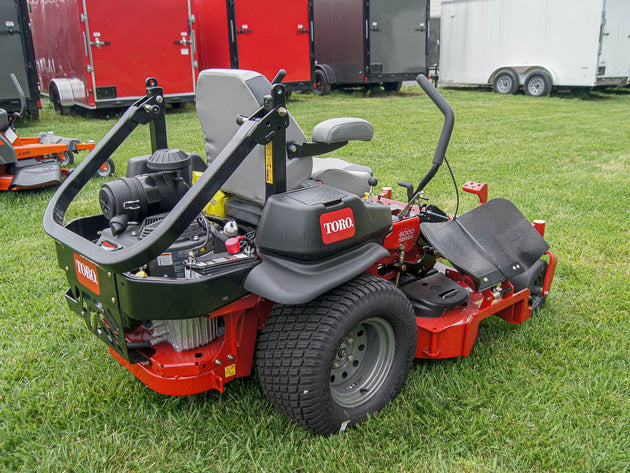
[256,274,416,435]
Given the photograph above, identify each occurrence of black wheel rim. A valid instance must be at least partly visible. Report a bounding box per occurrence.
[330,317,396,408]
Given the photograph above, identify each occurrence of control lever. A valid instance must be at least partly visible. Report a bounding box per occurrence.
[271,69,287,84]
[367,176,378,200]
[398,181,414,202]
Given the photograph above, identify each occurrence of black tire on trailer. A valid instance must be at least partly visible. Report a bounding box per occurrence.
[383,81,402,92]
[314,69,331,96]
[59,151,74,166]
[256,273,417,435]
[49,83,71,116]
[493,70,519,94]
[96,158,115,177]
[524,71,552,97]
[510,259,548,315]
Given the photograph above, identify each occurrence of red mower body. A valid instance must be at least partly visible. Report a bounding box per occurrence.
[44,72,557,434]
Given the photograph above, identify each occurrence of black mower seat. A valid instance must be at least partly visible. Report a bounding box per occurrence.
[421,198,549,292]
[196,69,373,206]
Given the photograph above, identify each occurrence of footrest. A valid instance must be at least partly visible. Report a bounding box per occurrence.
[421,198,549,291]
[400,271,469,318]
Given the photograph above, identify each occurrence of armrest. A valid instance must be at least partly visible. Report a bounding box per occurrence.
[312,117,374,144]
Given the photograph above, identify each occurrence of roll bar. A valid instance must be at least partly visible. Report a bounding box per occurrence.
[412,74,455,197]
[43,81,290,273]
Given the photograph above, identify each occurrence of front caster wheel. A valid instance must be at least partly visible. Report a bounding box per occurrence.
[256,274,416,435]
[59,151,74,166]
[510,259,548,314]
[96,158,115,177]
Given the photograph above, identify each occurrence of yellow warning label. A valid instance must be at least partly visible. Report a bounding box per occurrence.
[265,143,273,184]
[225,364,236,378]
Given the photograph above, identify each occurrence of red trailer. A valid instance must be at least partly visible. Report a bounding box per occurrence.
[28,0,199,113]
[194,0,314,92]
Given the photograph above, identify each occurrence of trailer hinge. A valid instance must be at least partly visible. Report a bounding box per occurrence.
[80,14,87,22]
[193,61,198,69]
[87,65,94,73]
[190,14,195,23]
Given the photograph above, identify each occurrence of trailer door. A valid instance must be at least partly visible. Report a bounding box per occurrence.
[597,0,630,84]
[0,0,32,102]
[82,0,197,101]
[230,0,312,83]
[368,0,428,74]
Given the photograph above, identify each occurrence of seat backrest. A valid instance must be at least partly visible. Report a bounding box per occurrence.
[196,69,312,204]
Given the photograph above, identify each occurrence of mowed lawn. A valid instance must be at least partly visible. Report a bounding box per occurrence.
[1,85,628,472]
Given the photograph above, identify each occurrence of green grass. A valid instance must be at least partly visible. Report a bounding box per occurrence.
[1,85,629,472]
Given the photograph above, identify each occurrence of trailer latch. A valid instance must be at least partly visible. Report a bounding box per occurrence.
[90,37,111,48]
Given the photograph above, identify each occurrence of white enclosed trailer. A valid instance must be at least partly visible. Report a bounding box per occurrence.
[439,0,630,96]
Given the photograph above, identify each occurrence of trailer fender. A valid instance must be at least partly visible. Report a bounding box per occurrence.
[244,242,389,305]
[49,79,76,107]
[316,64,337,86]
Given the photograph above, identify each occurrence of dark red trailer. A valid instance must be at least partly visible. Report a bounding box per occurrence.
[28,0,199,113]
[194,0,314,92]
[313,0,429,94]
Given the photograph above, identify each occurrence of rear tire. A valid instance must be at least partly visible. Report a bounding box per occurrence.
[50,83,71,116]
[383,81,402,92]
[256,274,416,435]
[493,70,519,94]
[524,71,552,97]
[314,69,331,96]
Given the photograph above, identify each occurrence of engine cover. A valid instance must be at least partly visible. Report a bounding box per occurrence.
[256,184,392,261]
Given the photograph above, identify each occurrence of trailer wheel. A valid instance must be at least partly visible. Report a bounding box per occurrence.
[314,69,331,96]
[383,81,402,92]
[59,151,74,166]
[493,70,519,94]
[256,273,416,435]
[50,84,71,116]
[96,158,115,177]
[524,71,552,97]
[510,259,548,314]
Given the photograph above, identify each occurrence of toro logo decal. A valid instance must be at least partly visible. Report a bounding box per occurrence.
[320,208,356,244]
[73,253,100,295]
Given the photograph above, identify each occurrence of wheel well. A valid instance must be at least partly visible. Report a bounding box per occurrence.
[523,67,554,85]
[315,64,336,86]
[489,68,519,86]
